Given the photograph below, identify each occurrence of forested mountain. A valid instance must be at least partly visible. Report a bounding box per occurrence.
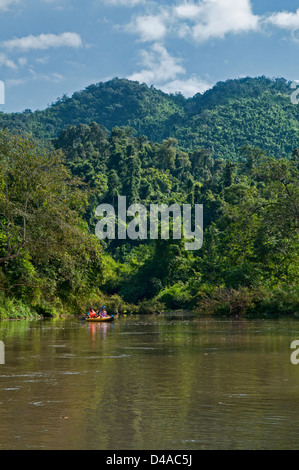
[0,76,298,160]
[0,76,298,319]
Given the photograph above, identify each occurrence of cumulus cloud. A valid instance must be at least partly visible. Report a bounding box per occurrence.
[126,13,169,42]
[125,1,260,44]
[128,42,212,97]
[174,0,260,42]
[128,43,185,83]
[266,8,299,31]
[122,0,299,46]
[2,32,83,51]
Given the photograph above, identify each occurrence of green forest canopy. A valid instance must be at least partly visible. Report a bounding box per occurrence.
[0,76,298,318]
[0,76,298,160]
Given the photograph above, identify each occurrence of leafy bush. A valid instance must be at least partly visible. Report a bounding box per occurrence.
[196,287,257,317]
[157,283,192,310]
[196,286,299,317]
[137,298,165,315]
[253,286,299,316]
[0,294,39,320]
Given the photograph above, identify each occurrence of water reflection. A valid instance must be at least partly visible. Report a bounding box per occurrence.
[87,322,114,343]
[0,315,298,450]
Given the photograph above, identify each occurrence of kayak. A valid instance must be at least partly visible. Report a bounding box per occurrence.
[85,315,114,323]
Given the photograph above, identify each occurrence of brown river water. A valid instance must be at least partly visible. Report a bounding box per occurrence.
[0,314,299,450]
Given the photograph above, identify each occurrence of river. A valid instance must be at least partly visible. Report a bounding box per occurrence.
[0,314,298,450]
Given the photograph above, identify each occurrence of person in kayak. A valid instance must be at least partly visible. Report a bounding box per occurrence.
[99,306,108,318]
[88,308,97,318]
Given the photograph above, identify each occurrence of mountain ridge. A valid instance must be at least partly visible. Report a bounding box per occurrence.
[0,75,298,159]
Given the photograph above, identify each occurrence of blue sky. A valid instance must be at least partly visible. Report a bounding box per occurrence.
[0,0,299,112]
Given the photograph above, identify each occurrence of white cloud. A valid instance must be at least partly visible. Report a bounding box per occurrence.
[97,0,145,5]
[35,56,50,64]
[174,2,202,20]
[128,43,185,83]
[40,0,67,11]
[174,1,299,43]
[127,13,169,42]
[0,0,19,11]
[125,1,260,45]
[45,72,64,82]
[0,52,17,69]
[2,32,83,51]
[5,78,26,87]
[266,8,299,31]
[121,0,299,47]
[160,77,212,97]
[18,57,27,67]
[5,72,64,89]
[175,0,260,42]
[128,42,212,97]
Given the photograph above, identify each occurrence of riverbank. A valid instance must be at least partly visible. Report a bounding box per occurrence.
[0,285,298,321]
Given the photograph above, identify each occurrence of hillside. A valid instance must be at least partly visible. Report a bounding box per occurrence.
[0,77,298,318]
[0,76,298,159]
[0,79,184,144]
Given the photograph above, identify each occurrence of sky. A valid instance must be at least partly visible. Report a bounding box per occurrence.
[0,0,299,112]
